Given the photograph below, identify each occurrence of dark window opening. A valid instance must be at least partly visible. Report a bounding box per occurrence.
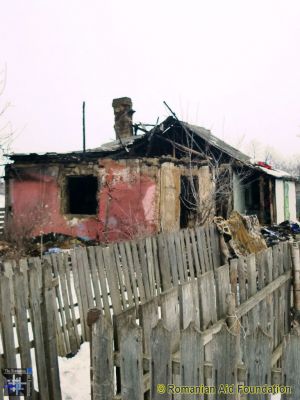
[67,176,98,215]
[180,175,199,228]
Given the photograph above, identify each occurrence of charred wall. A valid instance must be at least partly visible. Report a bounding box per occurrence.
[5,157,215,242]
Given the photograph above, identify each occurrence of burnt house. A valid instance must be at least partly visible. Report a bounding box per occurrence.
[4,97,297,242]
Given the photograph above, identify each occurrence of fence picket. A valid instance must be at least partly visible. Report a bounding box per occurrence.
[42,261,62,400]
[90,313,114,400]
[282,333,300,399]
[212,324,238,397]
[180,322,204,398]
[29,266,50,399]
[157,233,172,291]
[120,319,144,400]
[150,320,172,400]
[160,287,180,352]
[0,274,17,368]
[244,327,272,393]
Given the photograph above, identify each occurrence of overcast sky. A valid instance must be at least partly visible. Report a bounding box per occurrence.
[1,0,300,159]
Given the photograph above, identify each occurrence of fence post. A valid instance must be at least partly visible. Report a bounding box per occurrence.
[41,260,62,400]
[120,318,144,400]
[226,293,238,333]
[150,320,172,400]
[291,242,300,329]
[88,309,114,400]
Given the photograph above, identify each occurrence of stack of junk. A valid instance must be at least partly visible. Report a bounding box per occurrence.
[214,211,300,263]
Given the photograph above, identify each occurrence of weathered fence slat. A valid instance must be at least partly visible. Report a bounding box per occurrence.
[130,241,146,302]
[180,323,204,399]
[190,228,201,275]
[244,327,272,394]
[120,319,144,400]
[118,242,134,308]
[150,320,172,400]
[179,280,199,330]
[229,258,238,305]
[0,274,17,368]
[29,266,50,399]
[157,233,172,291]
[282,333,300,399]
[195,227,207,274]
[183,229,194,280]
[138,240,151,299]
[205,225,214,272]
[160,287,180,352]
[125,241,141,306]
[94,246,111,318]
[212,324,238,398]
[71,248,89,341]
[60,252,80,353]
[88,246,103,309]
[198,271,217,330]
[90,313,114,400]
[145,237,156,298]
[63,252,81,349]
[81,247,95,309]
[237,257,247,304]
[151,237,161,295]
[139,297,159,354]
[174,233,185,283]
[13,271,32,368]
[102,246,122,314]
[216,264,231,319]
[167,233,179,286]
[179,230,188,281]
[50,253,70,354]
[42,262,62,400]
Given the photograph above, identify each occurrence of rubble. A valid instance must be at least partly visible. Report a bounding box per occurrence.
[214,211,267,259]
[261,220,300,246]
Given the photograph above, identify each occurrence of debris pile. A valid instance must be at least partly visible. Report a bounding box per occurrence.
[214,211,267,261]
[0,233,99,259]
[261,220,300,246]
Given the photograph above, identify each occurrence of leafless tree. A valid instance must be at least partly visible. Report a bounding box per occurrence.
[176,120,252,226]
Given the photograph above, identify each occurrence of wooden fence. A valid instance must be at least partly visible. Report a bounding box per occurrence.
[0,224,220,398]
[1,225,221,357]
[90,241,294,399]
[0,223,296,399]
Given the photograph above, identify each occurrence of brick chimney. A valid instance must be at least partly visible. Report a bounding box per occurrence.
[112,97,135,140]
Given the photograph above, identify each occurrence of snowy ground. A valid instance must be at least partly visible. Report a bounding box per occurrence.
[59,343,90,400]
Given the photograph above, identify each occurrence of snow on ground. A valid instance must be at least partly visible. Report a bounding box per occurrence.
[59,342,91,400]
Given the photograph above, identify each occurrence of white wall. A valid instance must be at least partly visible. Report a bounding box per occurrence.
[275,179,284,224]
[288,181,297,221]
[275,179,297,223]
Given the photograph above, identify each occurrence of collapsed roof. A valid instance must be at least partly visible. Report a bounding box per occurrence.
[7,116,251,166]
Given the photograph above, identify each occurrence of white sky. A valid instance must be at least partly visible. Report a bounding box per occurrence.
[1,0,300,158]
